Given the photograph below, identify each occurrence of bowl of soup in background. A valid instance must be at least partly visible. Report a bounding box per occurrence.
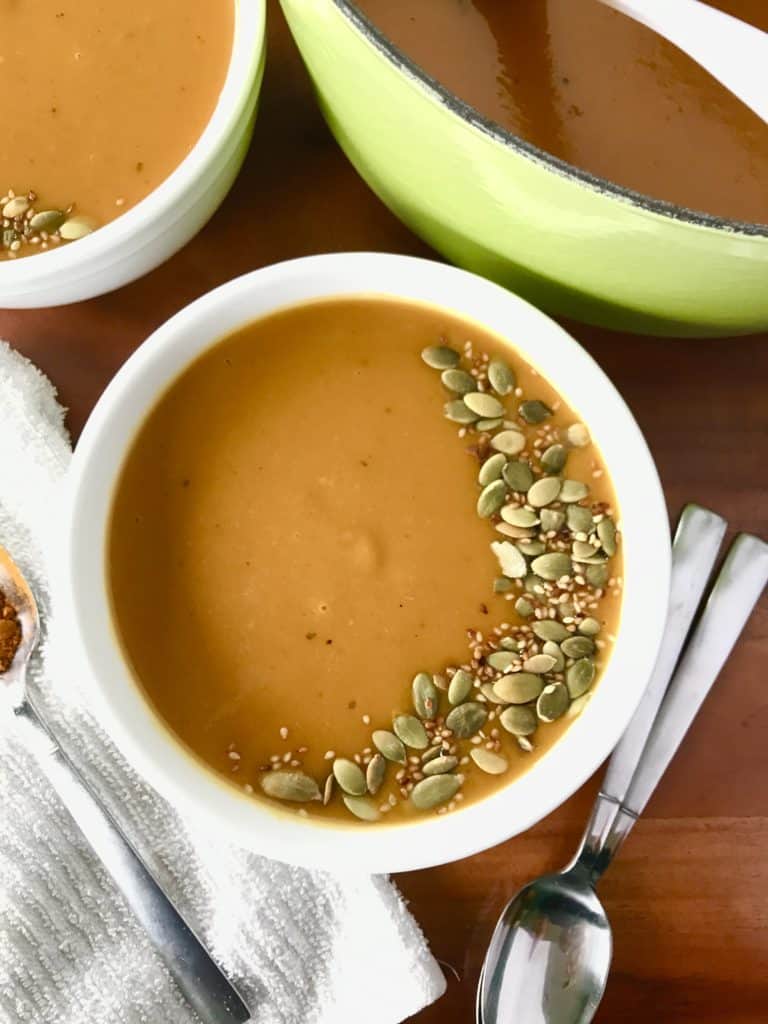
[65,253,670,873]
[279,0,768,337]
[0,0,265,308]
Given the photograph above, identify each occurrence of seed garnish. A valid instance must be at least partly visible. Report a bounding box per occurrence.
[256,335,620,823]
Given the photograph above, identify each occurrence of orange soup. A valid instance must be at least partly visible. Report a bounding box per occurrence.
[355,0,768,224]
[1,1,233,259]
[109,299,623,824]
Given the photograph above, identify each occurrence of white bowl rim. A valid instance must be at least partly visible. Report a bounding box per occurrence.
[66,252,671,874]
[328,0,768,239]
[0,0,266,293]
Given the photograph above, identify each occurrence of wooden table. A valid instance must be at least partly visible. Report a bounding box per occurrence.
[3,5,766,1021]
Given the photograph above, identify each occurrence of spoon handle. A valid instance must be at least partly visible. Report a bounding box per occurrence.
[607,532,768,842]
[14,693,252,1024]
[571,505,725,877]
[598,0,768,124]
[602,504,726,804]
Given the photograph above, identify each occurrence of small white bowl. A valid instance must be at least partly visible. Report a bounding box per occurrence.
[0,1,266,309]
[67,253,671,873]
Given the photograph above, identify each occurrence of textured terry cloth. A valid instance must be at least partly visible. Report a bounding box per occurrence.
[0,341,446,1024]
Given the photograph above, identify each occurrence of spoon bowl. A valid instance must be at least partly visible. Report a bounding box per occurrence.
[0,546,40,688]
[480,869,611,1024]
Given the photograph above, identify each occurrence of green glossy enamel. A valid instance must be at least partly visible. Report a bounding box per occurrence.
[280,0,768,336]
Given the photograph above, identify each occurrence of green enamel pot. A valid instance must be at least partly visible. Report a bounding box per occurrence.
[280,0,768,337]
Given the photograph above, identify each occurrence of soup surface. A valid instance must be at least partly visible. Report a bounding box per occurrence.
[0,0,233,260]
[354,0,768,224]
[109,298,623,825]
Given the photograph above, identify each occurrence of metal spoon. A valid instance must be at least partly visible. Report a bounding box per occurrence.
[0,545,252,1024]
[478,509,768,1024]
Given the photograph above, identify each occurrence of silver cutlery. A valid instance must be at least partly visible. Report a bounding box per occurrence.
[0,545,252,1024]
[477,505,768,1024]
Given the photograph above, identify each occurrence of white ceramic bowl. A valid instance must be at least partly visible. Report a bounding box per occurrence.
[0,1,266,309]
[67,253,671,873]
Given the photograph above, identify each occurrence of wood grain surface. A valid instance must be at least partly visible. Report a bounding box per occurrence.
[2,5,766,1021]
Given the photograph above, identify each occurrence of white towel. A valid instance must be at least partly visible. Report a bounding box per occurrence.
[0,341,446,1024]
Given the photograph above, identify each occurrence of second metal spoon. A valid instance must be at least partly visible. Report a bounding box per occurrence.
[478,508,768,1023]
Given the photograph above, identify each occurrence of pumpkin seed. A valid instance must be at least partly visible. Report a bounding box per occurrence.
[2,196,29,219]
[444,399,478,424]
[448,668,474,705]
[433,672,449,691]
[29,209,65,233]
[480,681,507,703]
[59,216,95,240]
[524,573,547,594]
[566,693,592,719]
[423,755,458,776]
[499,635,521,651]
[597,517,617,556]
[412,672,439,719]
[477,479,507,518]
[478,452,507,486]
[487,650,517,671]
[343,795,381,821]
[261,771,320,803]
[567,505,594,533]
[441,368,476,394]
[500,506,538,528]
[503,460,534,492]
[541,444,567,474]
[579,617,602,636]
[573,540,601,562]
[543,640,565,672]
[491,429,526,456]
[411,774,461,810]
[494,672,543,704]
[488,359,516,396]
[519,400,552,424]
[559,479,589,503]
[323,774,334,805]
[531,552,573,580]
[566,423,590,447]
[540,508,566,533]
[372,729,407,763]
[537,683,570,722]
[366,754,386,795]
[527,476,561,507]
[393,714,429,749]
[524,653,558,674]
[491,540,527,579]
[333,758,367,796]
[464,392,504,419]
[493,576,515,593]
[586,564,609,588]
[567,658,596,698]
[470,749,509,775]
[532,620,569,642]
[558,601,576,621]
[476,417,504,432]
[496,522,534,540]
[561,636,595,659]
[517,540,546,558]
[515,596,534,618]
[421,344,459,369]
[500,705,537,736]
[422,745,443,763]
[579,551,609,566]
[446,701,488,738]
